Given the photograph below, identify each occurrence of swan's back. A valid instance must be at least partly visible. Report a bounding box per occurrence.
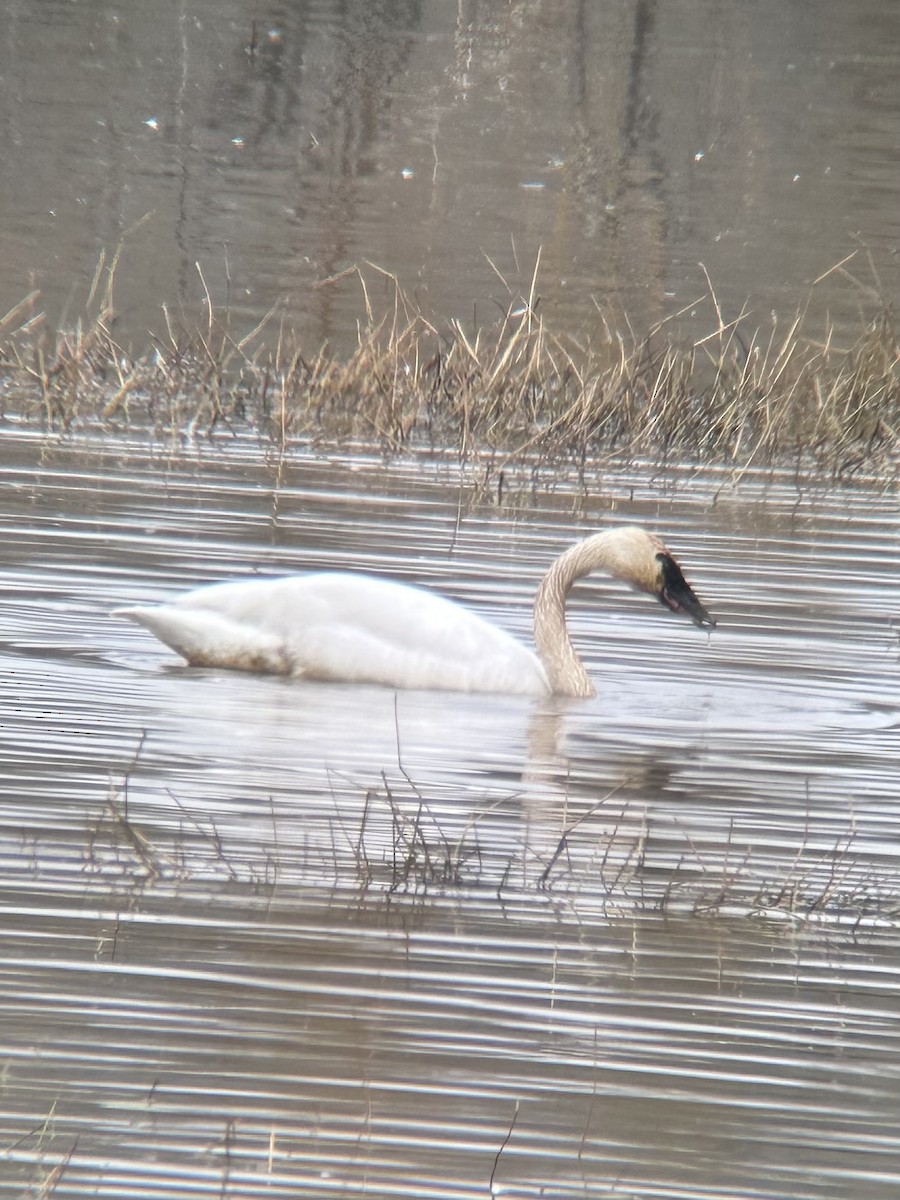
[116,572,551,696]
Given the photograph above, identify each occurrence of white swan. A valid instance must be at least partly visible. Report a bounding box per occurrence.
[114,525,714,698]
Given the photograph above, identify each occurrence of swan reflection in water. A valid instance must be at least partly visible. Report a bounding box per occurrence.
[115,526,715,698]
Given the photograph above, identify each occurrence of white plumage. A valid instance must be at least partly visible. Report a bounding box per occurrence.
[115,526,714,698]
[118,572,548,695]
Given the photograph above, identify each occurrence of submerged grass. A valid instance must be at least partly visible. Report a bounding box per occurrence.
[75,745,900,929]
[1,254,899,480]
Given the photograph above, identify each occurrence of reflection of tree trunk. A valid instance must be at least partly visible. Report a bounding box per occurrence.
[624,0,658,154]
[619,0,667,311]
[557,1,666,329]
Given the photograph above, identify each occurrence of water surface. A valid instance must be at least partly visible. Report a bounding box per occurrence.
[1,432,899,1195]
[1,0,899,351]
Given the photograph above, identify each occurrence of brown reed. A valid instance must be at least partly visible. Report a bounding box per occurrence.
[1,256,897,481]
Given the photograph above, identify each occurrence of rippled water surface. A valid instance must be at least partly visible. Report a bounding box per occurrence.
[2,432,900,1197]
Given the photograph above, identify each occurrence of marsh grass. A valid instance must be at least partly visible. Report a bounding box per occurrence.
[77,747,900,927]
[1,256,898,480]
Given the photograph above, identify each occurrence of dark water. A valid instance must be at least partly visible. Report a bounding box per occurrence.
[1,0,899,354]
[1,430,899,1195]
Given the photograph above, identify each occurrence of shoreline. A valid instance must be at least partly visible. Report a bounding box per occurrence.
[2,268,897,484]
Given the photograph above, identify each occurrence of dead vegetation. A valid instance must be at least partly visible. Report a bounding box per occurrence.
[76,742,900,929]
[1,254,899,480]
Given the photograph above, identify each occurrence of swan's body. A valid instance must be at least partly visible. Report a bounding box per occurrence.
[114,526,714,698]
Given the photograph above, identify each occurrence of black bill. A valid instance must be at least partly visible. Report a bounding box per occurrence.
[657,553,716,628]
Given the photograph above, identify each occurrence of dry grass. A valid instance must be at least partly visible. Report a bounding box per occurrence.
[75,743,900,928]
[1,255,899,480]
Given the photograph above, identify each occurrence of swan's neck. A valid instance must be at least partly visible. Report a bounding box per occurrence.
[533,530,659,699]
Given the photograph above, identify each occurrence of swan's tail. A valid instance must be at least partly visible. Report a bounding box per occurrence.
[112,605,291,674]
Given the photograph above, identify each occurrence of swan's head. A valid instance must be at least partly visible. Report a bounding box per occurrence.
[597,527,716,629]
